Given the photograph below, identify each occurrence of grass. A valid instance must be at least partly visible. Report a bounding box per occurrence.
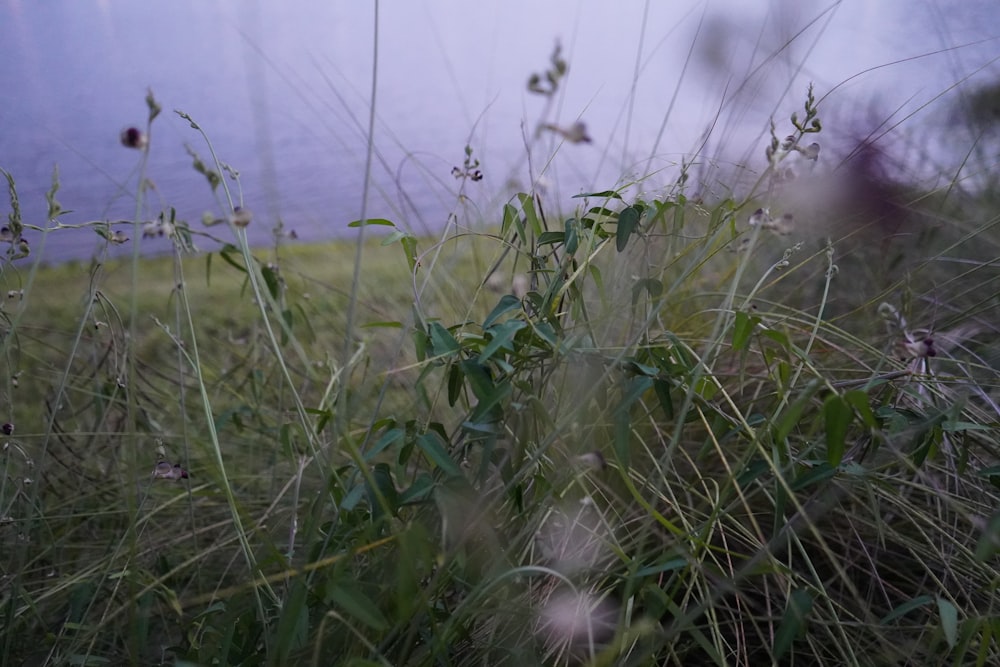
[3,24,1000,667]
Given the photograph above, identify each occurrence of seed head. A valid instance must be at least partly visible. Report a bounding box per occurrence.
[230,207,253,228]
[120,127,148,150]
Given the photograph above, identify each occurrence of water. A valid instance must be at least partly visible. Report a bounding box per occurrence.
[1,0,998,263]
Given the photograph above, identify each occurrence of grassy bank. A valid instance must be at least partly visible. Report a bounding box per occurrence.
[3,63,1000,667]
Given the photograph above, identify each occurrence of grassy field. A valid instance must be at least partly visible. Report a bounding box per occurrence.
[3,55,1000,667]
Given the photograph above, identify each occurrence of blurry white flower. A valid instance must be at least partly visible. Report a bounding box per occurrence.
[152,461,189,480]
[539,589,618,649]
[541,120,592,144]
[230,206,253,228]
[748,208,771,227]
[798,142,821,161]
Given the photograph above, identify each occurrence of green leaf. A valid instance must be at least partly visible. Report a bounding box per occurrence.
[537,231,564,246]
[218,244,247,273]
[620,375,654,407]
[381,229,408,246]
[429,322,461,357]
[399,234,418,272]
[773,589,814,660]
[483,294,522,329]
[823,394,852,466]
[274,580,310,659]
[843,389,877,428]
[365,427,403,461]
[479,320,527,363]
[468,380,511,425]
[326,582,389,631]
[938,597,958,648]
[501,202,519,238]
[616,205,640,252]
[447,363,464,406]
[941,420,995,432]
[654,378,674,420]
[564,218,580,254]
[517,192,542,235]
[761,328,791,350]
[791,463,836,491]
[399,473,435,505]
[347,218,395,228]
[635,558,688,577]
[361,320,404,329]
[737,458,769,486]
[732,311,760,351]
[881,595,934,624]
[573,190,623,200]
[612,376,653,465]
[460,360,494,400]
[416,432,462,477]
[775,379,822,442]
[261,263,281,300]
[365,463,399,521]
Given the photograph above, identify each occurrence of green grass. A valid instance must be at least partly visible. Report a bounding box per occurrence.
[3,41,1000,667]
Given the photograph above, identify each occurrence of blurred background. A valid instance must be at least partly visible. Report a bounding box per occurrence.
[1,0,998,262]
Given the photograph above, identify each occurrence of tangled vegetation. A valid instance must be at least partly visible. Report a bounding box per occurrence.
[2,35,1000,667]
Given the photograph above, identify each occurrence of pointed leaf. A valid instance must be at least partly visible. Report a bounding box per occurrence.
[416,432,462,477]
[484,294,522,329]
[616,206,640,252]
[447,363,464,406]
[843,389,877,428]
[776,379,822,442]
[573,190,623,200]
[347,218,395,228]
[654,378,674,420]
[365,463,399,521]
[732,311,760,351]
[479,320,527,363]
[938,597,958,648]
[823,394,852,466]
[429,322,461,357]
[365,427,404,461]
[613,409,632,466]
[537,231,565,246]
[564,218,580,255]
[773,589,814,660]
[326,583,389,631]
[881,595,934,624]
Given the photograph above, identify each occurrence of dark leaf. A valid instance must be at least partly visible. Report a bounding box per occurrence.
[616,205,641,252]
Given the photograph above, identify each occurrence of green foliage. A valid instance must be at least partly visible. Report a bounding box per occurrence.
[2,65,1000,667]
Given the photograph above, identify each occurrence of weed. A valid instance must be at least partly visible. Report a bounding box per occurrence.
[2,19,1000,667]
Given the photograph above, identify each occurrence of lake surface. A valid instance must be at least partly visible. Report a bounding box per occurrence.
[2,0,998,263]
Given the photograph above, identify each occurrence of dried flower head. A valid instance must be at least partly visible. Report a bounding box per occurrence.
[152,461,189,480]
[120,127,148,150]
[541,121,592,144]
[799,142,821,161]
[574,451,607,471]
[748,208,771,227]
[901,336,936,359]
[230,206,253,228]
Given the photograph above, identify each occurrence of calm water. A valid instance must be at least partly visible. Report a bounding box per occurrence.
[1,0,998,262]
